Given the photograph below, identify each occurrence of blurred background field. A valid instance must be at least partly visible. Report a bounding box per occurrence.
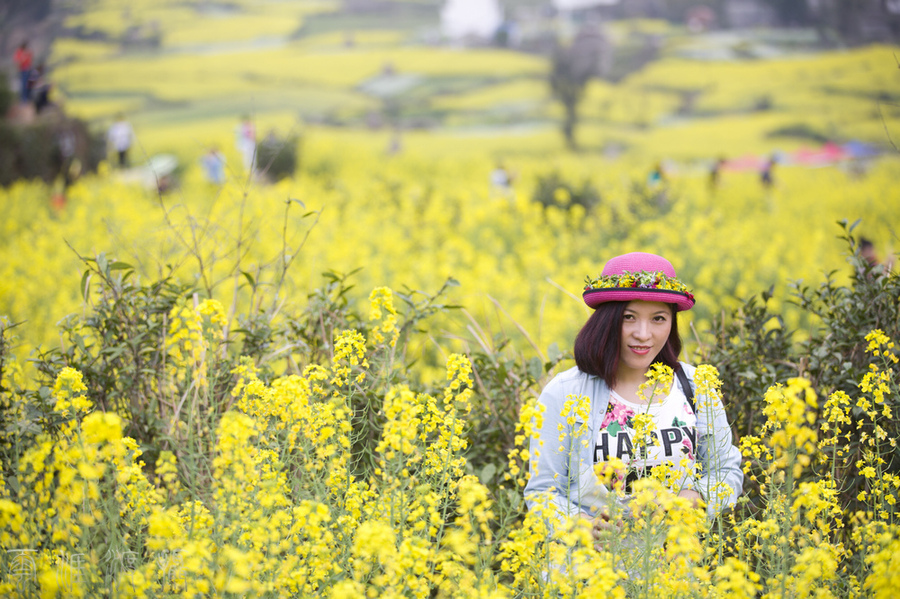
[4,3,900,597]
[2,0,900,371]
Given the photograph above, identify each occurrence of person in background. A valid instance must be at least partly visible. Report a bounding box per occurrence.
[235,115,256,174]
[51,126,79,211]
[107,113,135,168]
[490,162,512,189]
[708,156,726,191]
[29,63,52,113]
[647,161,669,207]
[490,162,516,200]
[647,161,665,187]
[386,130,402,156]
[201,146,226,185]
[859,238,879,268]
[760,155,777,190]
[524,252,743,549]
[14,41,34,103]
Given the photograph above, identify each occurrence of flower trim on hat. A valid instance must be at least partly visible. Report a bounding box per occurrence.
[583,270,694,300]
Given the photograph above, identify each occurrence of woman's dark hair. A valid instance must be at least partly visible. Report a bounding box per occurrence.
[574,301,682,388]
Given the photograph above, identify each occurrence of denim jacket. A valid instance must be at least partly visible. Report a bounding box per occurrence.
[524,363,744,527]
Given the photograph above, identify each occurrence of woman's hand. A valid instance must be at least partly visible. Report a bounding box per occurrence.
[677,489,703,509]
[584,511,623,551]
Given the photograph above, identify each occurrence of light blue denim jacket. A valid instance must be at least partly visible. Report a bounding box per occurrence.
[524,363,744,526]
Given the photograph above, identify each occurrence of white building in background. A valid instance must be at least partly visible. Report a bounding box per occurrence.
[552,0,620,11]
[440,0,503,41]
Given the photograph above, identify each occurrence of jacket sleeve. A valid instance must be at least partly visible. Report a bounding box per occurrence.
[523,373,588,530]
[690,368,744,517]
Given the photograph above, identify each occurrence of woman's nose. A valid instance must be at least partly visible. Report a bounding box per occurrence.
[632,320,651,339]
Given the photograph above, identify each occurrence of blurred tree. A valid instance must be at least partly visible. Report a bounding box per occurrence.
[761,0,812,25]
[549,23,608,150]
[0,0,52,25]
[256,132,301,183]
[805,0,900,43]
[0,0,53,53]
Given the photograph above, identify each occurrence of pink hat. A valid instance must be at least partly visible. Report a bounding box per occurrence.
[582,252,695,311]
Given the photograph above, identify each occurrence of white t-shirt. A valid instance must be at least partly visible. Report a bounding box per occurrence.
[594,385,698,494]
[107,121,133,152]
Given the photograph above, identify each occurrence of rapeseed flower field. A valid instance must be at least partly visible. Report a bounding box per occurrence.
[2,140,897,365]
[3,0,900,595]
[2,328,899,596]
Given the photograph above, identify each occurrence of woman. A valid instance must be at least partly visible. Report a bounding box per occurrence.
[524,252,743,545]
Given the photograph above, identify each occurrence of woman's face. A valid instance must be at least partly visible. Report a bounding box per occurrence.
[618,300,673,377]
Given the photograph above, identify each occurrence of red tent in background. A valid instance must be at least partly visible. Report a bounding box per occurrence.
[792,142,848,166]
[722,155,767,172]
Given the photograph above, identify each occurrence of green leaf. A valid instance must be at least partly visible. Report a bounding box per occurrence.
[109,261,133,271]
[527,357,543,381]
[547,342,562,363]
[479,463,497,485]
[80,270,91,303]
[242,271,256,288]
